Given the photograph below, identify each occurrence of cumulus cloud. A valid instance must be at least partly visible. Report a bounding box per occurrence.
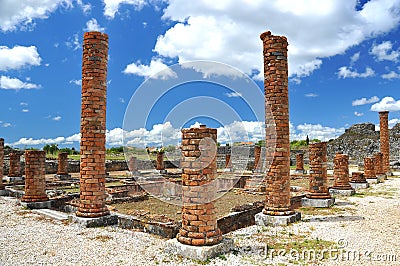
[352,96,379,106]
[350,52,360,64]
[52,116,62,121]
[103,0,147,18]
[354,111,364,117]
[370,41,400,62]
[371,96,400,112]
[76,0,92,14]
[22,109,29,113]
[389,118,400,128]
[381,71,400,80]
[118,0,400,80]
[291,123,345,141]
[337,66,375,79]
[0,45,41,71]
[123,58,177,79]
[0,76,40,90]
[85,18,105,32]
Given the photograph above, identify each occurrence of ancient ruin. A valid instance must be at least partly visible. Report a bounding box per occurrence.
[156,151,165,171]
[364,156,376,179]
[253,145,261,172]
[350,172,369,189]
[8,152,22,179]
[56,152,71,179]
[329,152,355,196]
[379,111,390,175]
[0,138,5,195]
[295,153,306,174]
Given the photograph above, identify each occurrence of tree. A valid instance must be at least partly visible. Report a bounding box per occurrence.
[306,135,309,146]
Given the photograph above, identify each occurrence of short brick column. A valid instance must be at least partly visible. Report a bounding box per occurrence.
[76,31,109,218]
[0,138,4,190]
[128,156,138,173]
[21,150,49,203]
[307,142,331,199]
[253,145,261,172]
[332,153,353,190]
[156,152,165,170]
[177,125,222,246]
[8,152,21,177]
[350,172,367,183]
[225,153,232,169]
[374,152,385,176]
[295,153,305,174]
[57,152,69,175]
[364,157,376,179]
[379,111,390,174]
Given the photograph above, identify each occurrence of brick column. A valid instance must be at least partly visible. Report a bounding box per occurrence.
[177,125,222,246]
[379,111,390,174]
[307,142,331,199]
[21,150,48,202]
[364,157,376,179]
[295,153,304,172]
[0,138,4,190]
[350,172,367,183]
[225,153,232,169]
[76,31,109,218]
[8,153,21,177]
[128,156,138,172]
[253,145,261,171]
[332,153,353,190]
[374,152,384,176]
[261,31,293,216]
[57,152,69,175]
[156,152,165,170]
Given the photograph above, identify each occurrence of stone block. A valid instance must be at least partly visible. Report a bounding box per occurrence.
[329,188,355,196]
[255,211,301,226]
[349,182,369,189]
[20,200,51,209]
[302,197,335,208]
[71,214,118,228]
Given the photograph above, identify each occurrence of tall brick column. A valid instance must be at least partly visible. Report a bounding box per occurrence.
[21,150,49,203]
[76,31,109,218]
[8,153,21,177]
[253,145,261,172]
[0,138,4,191]
[379,111,390,174]
[364,157,376,179]
[330,153,354,195]
[177,125,222,246]
[256,31,300,225]
[156,151,165,170]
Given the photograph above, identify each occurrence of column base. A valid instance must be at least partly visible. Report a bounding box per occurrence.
[5,176,24,182]
[302,197,335,208]
[72,214,118,228]
[255,211,301,226]
[329,188,355,196]
[349,182,369,189]
[294,170,306,175]
[54,174,71,180]
[366,178,380,184]
[164,237,234,262]
[377,175,386,182]
[20,200,51,209]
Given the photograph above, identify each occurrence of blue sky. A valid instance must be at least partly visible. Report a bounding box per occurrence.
[1,0,400,149]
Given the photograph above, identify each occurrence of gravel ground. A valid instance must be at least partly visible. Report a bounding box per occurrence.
[1,176,399,266]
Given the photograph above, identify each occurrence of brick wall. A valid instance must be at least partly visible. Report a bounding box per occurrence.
[21,150,48,202]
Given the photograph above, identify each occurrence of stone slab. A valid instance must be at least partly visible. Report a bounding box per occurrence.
[32,209,70,221]
[71,214,118,228]
[366,178,379,184]
[54,174,72,180]
[255,212,301,226]
[349,182,369,189]
[0,189,9,196]
[293,170,307,175]
[20,200,52,209]
[4,176,24,182]
[302,197,335,208]
[164,237,234,261]
[329,188,355,196]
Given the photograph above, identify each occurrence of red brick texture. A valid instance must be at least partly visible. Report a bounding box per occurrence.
[261,31,293,216]
[364,157,376,179]
[0,138,4,190]
[8,152,21,177]
[307,142,331,199]
[379,111,390,173]
[374,152,384,175]
[57,152,69,175]
[253,145,261,171]
[21,150,49,203]
[350,172,367,183]
[295,153,304,171]
[76,31,110,218]
[225,153,232,169]
[156,152,165,170]
[177,125,222,246]
[332,153,353,190]
[128,156,138,172]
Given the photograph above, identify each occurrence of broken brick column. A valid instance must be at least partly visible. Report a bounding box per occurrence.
[128,156,138,172]
[374,152,384,176]
[225,153,231,169]
[379,111,390,174]
[8,152,21,177]
[57,152,69,175]
[330,152,354,195]
[156,152,165,170]
[177,125,222,246]
[350,172,367,183]
[295,153,305,173]
[253,145,261,171]
[256,31,300,225]
[76,31,109,218]
[21,150,49,203]
[364,157,376,179]
[306,142,331,199]
[0,138,4,190]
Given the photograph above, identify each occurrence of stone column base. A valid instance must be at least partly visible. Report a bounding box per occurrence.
[255,212,301,226]
[377,175,386,182]
[349,182,369,189]
[5,176,24,182]
[0,189,9,196]
[20,200,51,209]
[54,174,71,180]
[294,170,307,175]
[72,214,118,228]
[366,178,380,184]
[329,188,355,196]
[164,237,234,262]
[302,197,335,208]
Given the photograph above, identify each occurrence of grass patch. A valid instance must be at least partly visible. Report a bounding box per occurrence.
[299,206,345,216]
[352,191,396,198]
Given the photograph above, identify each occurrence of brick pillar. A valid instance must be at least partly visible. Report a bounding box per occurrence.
[364,157,376,179]
[261,31,293,216]
[0,138,4,190]
[76,31,109,218]
[128,156,138,172]
[350,172,367,183]
[225,153,231,169]
[332,153,353,190]
[177,125,222,246]
[57,152,69,175]
[295,153,304,172]
[156,152,165,170]
[21,150,48,202]
[8,153,21,177]
[374,152,384,176]
[307,142,331,199]
[379,111,390,173]
[253,145,261,171]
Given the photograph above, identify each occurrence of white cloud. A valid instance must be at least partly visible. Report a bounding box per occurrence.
[65,34,81,51]
[305,93,318,98]
[370,41,400,62]
[20,102,28,106]
[76,0,92,14]
[354,111,364,117]
[103,0,147,18]
[22,109,29,113]
[0,45,41,71]
[337,66,375,79]
[389,118,400,128]
[350,52,360,64]
[0,0,73,32]
[123,58,177,79]
[126,0,400,80]
[381,71,400,80]
[69,79,82,86]
[52,116,62,121]
[85,18,105,32]
[0,122,12,128]
[371,96,400,112]
[0,76,40,90]
[352,96,379,106]
[225,92,242,98]
[291,123,345,141]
